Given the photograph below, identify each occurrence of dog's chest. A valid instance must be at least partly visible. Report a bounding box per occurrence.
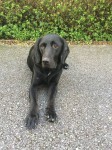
[43,71,51,79]
[38,71,52,83]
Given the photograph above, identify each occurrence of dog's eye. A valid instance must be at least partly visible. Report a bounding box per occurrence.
[40,44,45,50]
[52,43,59,49]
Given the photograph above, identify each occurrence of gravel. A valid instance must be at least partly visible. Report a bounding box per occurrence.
[0,44,112,150]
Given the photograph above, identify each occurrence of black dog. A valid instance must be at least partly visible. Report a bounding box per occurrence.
[26,34,69,129]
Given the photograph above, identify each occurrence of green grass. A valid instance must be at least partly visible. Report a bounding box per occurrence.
[0,0,112,41]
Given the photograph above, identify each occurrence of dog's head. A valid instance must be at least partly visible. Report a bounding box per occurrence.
[34,34,69,69]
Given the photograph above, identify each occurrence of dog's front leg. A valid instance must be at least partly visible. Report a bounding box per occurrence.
[45,82,58,122]
[26,70,41,129]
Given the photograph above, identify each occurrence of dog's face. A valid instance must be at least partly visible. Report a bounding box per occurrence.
[34,34,69,69]
[39,34,63,69]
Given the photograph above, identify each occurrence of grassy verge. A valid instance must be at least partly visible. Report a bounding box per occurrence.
[0,0,112,42]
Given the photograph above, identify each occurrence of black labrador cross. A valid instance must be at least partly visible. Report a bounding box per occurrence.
[26,34,69,129]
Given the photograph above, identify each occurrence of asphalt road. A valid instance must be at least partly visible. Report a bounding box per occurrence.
[0,44,112,150]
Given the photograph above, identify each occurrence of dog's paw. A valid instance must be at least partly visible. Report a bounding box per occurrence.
[45,108,57,122]
[25,113,39,130]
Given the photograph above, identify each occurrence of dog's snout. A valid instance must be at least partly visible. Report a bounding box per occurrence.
[42,58,50,65]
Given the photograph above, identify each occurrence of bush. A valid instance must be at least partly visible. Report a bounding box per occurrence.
[0,0,112,41]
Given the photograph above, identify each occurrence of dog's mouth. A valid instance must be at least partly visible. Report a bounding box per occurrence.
[42,63,57,69]
[42,63,50,69]
[42,66,56,74]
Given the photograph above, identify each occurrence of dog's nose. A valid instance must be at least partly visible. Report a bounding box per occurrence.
[42,58,50,65]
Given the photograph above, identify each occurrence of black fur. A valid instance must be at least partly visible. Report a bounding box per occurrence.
[25,34,69,129]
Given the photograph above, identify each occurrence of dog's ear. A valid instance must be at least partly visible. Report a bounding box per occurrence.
[33,38,42,65]
[61,38,70,69]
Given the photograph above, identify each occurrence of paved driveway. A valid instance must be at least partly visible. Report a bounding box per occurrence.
[0,44,112,150]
